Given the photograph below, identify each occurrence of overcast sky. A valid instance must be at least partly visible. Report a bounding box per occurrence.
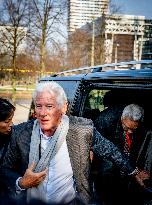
[113,0,152,19]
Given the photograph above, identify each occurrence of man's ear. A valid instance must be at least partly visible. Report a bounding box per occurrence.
[62,101,68,114]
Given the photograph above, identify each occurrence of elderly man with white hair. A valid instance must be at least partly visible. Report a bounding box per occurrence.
[0,82,149,205]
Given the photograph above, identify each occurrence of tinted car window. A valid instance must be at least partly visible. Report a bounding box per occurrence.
[56,81,80,105]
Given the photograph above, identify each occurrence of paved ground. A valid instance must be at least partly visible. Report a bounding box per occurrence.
[0,88,32,125]
[13,103,31,125]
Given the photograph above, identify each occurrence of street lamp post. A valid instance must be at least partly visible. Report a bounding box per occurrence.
[91,18,95,66]
[115,43,119,69]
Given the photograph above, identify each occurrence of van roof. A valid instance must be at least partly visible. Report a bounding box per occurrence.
[39,60,152,82]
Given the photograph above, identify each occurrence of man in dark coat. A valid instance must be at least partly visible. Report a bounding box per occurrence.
[94,103,147,205]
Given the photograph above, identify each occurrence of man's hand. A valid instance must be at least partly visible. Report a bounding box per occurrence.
[134,170,150,187]
[19,162,48,189]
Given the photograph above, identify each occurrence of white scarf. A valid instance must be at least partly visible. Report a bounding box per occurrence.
[27,114,69,203]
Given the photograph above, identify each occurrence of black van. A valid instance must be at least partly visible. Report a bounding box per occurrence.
[28,60,152,204]
[29,60,152,129]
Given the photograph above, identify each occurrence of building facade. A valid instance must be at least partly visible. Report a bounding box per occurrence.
[79,14,152,65]
[67,0,152,68]
[142,19,152,60]
[68,0,109,33]
[103,14,146,63]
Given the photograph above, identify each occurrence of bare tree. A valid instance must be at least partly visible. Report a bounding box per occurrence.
[29,0,67,77]
[67,29,91,68]
[0,0,31,103]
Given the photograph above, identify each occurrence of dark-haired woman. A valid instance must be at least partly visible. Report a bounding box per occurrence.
[0,98,15,164]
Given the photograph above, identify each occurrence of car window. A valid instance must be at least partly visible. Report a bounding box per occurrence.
[54,81,80,105]
[85,90,109,111]
[83,89,110,121]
